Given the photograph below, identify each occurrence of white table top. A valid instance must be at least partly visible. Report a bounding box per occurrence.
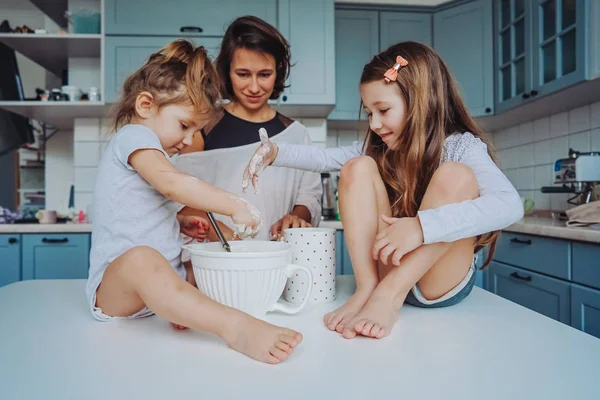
[1,276,599,400]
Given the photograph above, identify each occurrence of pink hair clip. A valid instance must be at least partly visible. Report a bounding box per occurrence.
[384,56,409,83]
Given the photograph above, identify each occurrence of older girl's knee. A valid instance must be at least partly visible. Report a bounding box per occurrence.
[340,156,377,185]
[430,162,478,200]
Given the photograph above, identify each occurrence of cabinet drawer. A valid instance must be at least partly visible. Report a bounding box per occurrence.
[488,261,571,324]
[22,234,90,280]
[495,232,570,279]
[105,0,277,36]
[572,242,600,290]
[571,284,600,339]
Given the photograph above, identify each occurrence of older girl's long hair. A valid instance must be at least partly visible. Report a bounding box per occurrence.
[361,41,499,268]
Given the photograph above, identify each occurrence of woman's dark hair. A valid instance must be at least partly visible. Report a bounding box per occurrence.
[216,15,291,100]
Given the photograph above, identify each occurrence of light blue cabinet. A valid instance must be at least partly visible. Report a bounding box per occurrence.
[277,0,336,109]
[0,234,21,288]
[22,234,90,280]
[104,36,222,103]
[105,0,277,36]
[336,231,354,275]
[571,242,600,290]
[488,260,571,324]
[495,0,588,113]
[434,0,494,116]
[380,11,432,50]
[330,10,379,121]
[571,283,600,339]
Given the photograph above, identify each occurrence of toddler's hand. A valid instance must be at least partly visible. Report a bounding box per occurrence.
[231,197,262,239]
[180,216,210,242]
[373,215,424,266]
[242,128,278,194]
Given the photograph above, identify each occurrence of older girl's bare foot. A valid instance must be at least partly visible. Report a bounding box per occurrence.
[323,288,373,333]
[171,323,188,330]
[342,291,399,339]
[226,314,303,364]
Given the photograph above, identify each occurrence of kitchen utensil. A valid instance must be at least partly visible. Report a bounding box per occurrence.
[206,211,230,252]
[184,241,314,318]
[321,173,335,220]
[541,148,600,206]
[283,227,337,304]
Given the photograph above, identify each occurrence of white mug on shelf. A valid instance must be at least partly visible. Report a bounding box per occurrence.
[283,227,337,305]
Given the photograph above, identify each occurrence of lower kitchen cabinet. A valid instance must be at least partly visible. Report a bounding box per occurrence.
[0,234,21,288]
[571,284,600,339]
[21,234,91,280]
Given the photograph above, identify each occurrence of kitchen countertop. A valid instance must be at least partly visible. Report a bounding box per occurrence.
[505,216,600,243]
[0,223,92,233]
[0,276,598,399]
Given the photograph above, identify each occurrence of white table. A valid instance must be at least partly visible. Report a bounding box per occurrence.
[1,276,599,400]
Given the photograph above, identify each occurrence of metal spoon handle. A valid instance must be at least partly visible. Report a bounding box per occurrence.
[206,212,231,252]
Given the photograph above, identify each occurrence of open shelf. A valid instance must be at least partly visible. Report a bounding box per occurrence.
[0,101,107,130]
[29,0,69,28]
[0,34,101,76]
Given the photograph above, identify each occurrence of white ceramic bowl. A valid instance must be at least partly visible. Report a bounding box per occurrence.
[184,241,313,318]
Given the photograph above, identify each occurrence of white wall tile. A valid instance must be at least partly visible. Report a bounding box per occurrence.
[73,142,101,167]
[74,192,93,212]
[493,129,509,149]
[569,131,591,153]
[303,118,327,142]
[518,190,535,203]
[45,131,74,212]
[518,144,534,167]
[533,191,551,210]
[591,128,600,151]
[74,167,97,192]
[534,139,553,165]
[326,130,338,147]
[74,118,101,141]
[533,116,551,141]
[518,121,534,145]
[550,136,569,162]
[504,126,521,148]
[504,169,519,189]
[550,112,569,138]
[502,147,520,169]
[338,130,359,146]
[534,165,553,189]
[591,101,600,128]
[568,105,590,134]
[517,167,534,190]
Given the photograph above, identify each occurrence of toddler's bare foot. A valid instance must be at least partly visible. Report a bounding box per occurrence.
[323,288,373,334]
[171,323,188,330]
[226,314,303,364]
[342,290,400,339]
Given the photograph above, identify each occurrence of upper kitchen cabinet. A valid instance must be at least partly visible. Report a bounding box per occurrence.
[380,11,432,50]
[329,10,378,121]
[104,36,222,103]
[495,0,588,113]
[434,0,494,117]
[105,0,277,36]
[277,0,336,117]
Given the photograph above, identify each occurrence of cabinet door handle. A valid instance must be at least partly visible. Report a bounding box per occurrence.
[530,90,538,97]
[510,237,532,245]
[8,237,18,244]
[485,107,491,113]
[180,26,203,33]
[522,92,530,99]
[510,272,532,282]
[42,237,69,244]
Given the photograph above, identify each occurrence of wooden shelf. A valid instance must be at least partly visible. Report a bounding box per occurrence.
[0,34,101,76]
[29,0,69,28]
[0,101,107,130]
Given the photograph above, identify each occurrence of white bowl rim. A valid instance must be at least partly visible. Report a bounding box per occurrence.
[283,227,336,234]
[183,241,292,259]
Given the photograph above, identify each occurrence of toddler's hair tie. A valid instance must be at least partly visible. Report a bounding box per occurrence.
[384,56,409,83]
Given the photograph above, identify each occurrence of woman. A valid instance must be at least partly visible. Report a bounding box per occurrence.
[176,16,322,242]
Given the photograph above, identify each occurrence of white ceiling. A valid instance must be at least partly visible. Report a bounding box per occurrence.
[335,0,452,5]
